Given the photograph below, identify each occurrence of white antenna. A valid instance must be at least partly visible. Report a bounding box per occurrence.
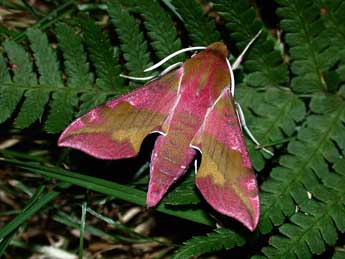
[119,74,156,81]
[144,46,206,72]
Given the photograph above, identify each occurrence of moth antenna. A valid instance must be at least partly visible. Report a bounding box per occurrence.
[119,74,156,81]
[232,30,262,70]
[235,102,274,156]
[160,62,183,76]
[144,46,206,72]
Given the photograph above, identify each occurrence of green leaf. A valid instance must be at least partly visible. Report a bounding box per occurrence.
[276,0,339,93]
[0,24,121,131]
[213,0,288,88]
[0,86,24,124]
[79,201,87,259]
[46,23,89,132]
[0,186,59,241]
[14,89,50,129]
[172,228,245,259]
[314,0,345,85]
[134,0,184,65]
[78,91,110,116]
[0,231,15,257]
[0,53,11,83]
[236,87,305,170]
[55,23,93,88]
[86,207,161,243]
[26,28,62,87]
[9,28,66,129]
[78,16,124,90]
[259,159,345,258]
[260,95,344,228]
[257,96,345,258]
[3,40,36,85]
[163,172,201,205]
[1,158,214,227]
[108,2,152,77]
[172,0,220,45]
[44,90,78,133]
[0,42,35,124]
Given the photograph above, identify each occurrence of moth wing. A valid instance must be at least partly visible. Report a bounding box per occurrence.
[58,71,181,159]
[192,88,259,231]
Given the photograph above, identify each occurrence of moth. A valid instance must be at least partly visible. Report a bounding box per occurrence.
[58,33,270,231]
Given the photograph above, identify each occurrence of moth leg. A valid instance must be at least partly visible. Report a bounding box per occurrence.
[232,30,262,70]
[235,102,274,156]
[194,159,198,175]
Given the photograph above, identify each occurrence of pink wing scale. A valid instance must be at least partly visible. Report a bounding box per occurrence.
[194,89,259,231]
[196,175,258,231]
[196,176,259,231]
[202,90,252,168]
[58,106,136,159]
[58,70,181,159]
[147,135,197,207]
[147,64,206,206]
[58,131,136,159]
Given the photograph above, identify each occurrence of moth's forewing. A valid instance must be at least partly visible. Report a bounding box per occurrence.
[58,71,180,159]
[193,88,259,231]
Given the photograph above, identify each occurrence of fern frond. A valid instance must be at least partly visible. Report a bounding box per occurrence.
[314,0,345,83]
[3,41,36,85]
[0,54,10,83]
[237,87,305,170]
[276,0,339,93]
[135,0,184,65]
[14,89,50,129]
[171,0,220,45]
[257,158,345,258]
[55,23,93,88]
[172,228,245,259]
[213,0,261,48]
[44,23,93,133]
[78,16,123,90]
[163,173,201,205]
[213,0,288,88]
[13,29,59,129]
[0,42,29,124]
[259,96,345,234]
[78,92,110,116]
[44,91,78,133]
[0,85,24,124]
[0,24,123,131]
[26,28,62,87]
[108,2,152,77]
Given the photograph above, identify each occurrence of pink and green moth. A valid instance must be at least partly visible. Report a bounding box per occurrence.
[58,33,269,231]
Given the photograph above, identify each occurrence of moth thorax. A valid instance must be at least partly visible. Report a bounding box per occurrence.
[206,42,229,58]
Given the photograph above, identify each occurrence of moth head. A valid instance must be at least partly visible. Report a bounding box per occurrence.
[206,42,229,58]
